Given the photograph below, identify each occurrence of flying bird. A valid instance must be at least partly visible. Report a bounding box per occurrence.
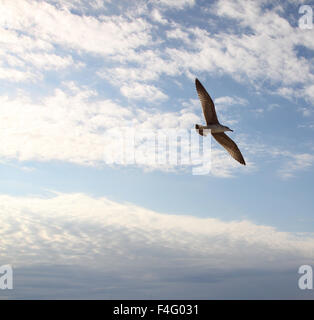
[195,78,246,165]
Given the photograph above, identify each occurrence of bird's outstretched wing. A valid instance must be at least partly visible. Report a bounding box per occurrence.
[212,132,246,165]
[195,78,219,125]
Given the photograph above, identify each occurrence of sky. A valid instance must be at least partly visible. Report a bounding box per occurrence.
[0,0,314,299]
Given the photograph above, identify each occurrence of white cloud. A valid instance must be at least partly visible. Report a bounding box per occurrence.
[247,143,314,179]
[298,107,312,117]
[120,82,168,101]
[215,96,248,107]
[0,0,152,82]
[98,47,180,91]
[0,66,37,82]
[166,27,190,42]
[0,0,152,56]
[154,0,314,104]
[0,84,249,177]
[278,153,314,179]
[1,0,313,106]
[151,8,168,24]
[22,53,75,70]
[0,0,312,179]
[0,86,130,165]
[304,84,314,103]
[0,17,75,78]
[1,192,313,298]
[0,27,53,54]
[152,0,195,10]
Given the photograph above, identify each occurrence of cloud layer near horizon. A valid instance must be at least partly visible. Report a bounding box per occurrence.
[1,192,314,298]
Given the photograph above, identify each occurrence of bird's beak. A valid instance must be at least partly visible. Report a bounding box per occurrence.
[230,129,233,132]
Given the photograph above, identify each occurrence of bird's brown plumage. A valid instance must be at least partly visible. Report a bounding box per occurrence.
[195,78,219,125]
[212,132,246,165]
[195,78,246,165]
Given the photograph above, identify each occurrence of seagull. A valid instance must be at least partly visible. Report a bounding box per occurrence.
[195,78,246,165]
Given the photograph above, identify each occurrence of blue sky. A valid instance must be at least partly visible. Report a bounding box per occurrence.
[0,0,314,299]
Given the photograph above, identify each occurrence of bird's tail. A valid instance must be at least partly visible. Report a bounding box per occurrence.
[195,124,209,136]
